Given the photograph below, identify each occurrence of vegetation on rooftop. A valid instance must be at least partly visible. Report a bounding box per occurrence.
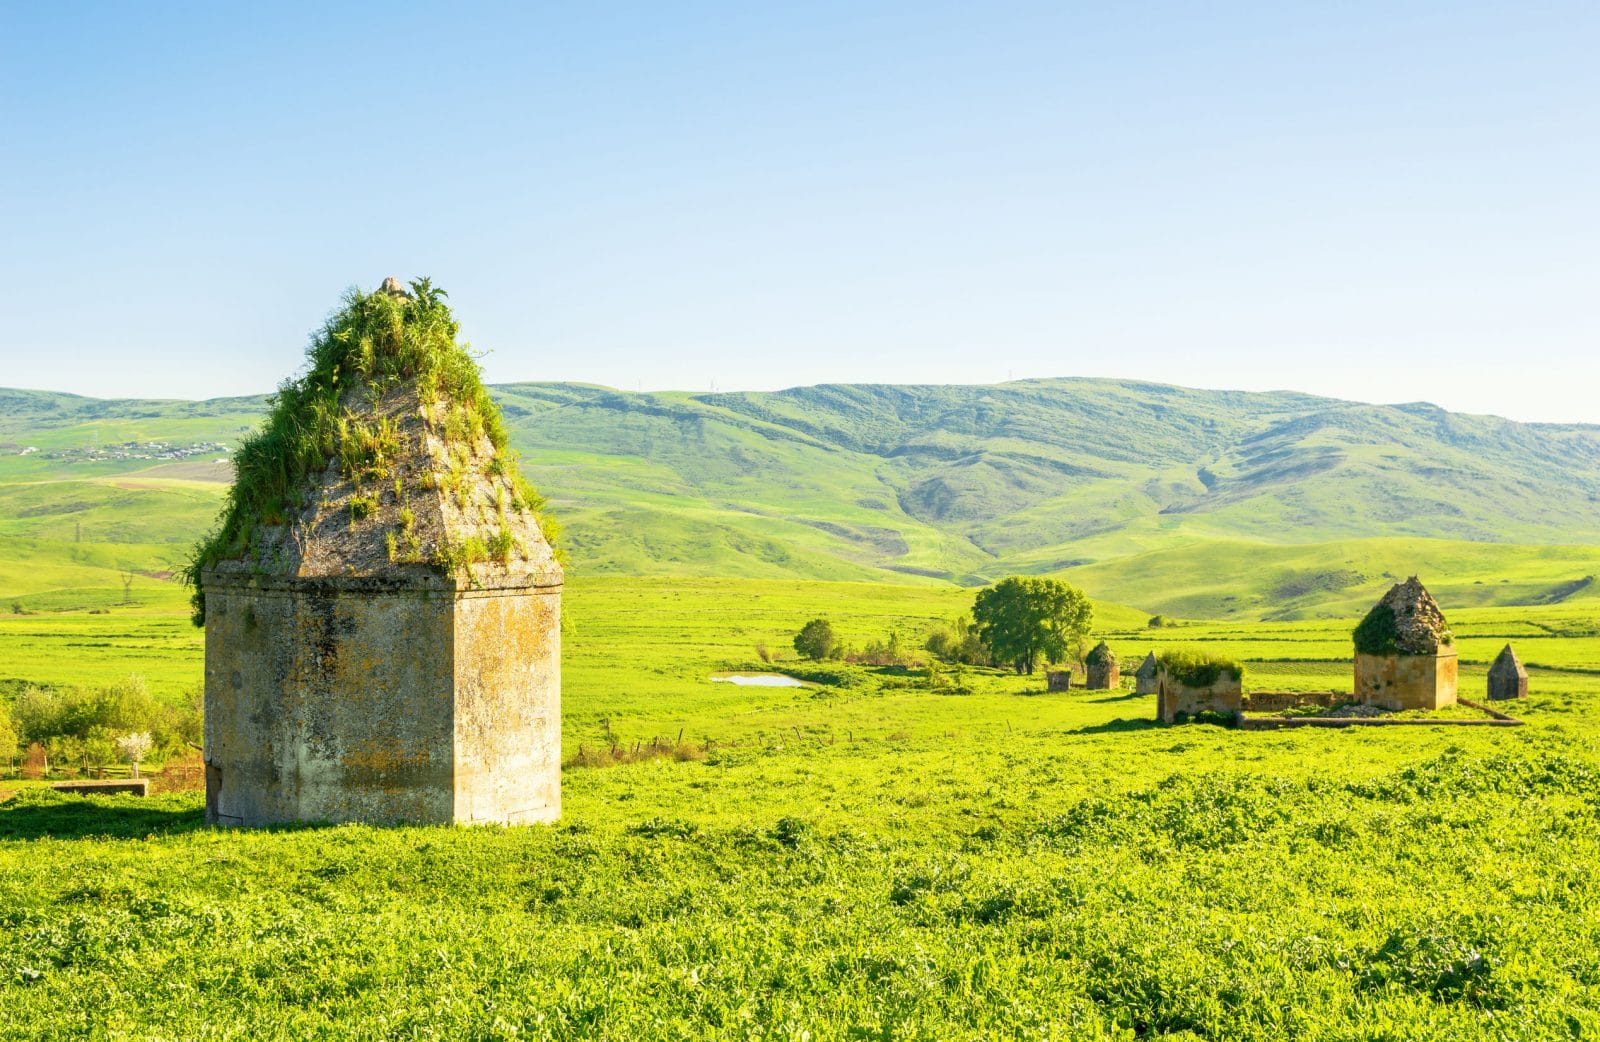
[1157,647,1244,688]
[182,279,558,625]
[1353,599,1455,657]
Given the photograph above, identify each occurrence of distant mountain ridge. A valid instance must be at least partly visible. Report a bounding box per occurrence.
[3,379,1599,618]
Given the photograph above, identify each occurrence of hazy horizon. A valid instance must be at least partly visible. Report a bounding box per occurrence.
[9,370,1596,430]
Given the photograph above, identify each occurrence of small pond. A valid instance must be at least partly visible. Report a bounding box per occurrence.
[709,673,809,687]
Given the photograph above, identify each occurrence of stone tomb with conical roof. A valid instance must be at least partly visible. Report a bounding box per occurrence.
[1084,641,1120,690]
[1487,644,1529,701]
[1352,577,1457,711]
[201,280,562,826]
[1133,651,1159,695]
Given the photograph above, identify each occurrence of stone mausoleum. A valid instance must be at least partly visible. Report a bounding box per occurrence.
[1353,577,1457,712]
[1133,651,1159,695]
[201,278,562,827]
[1487,643,1529,701]
[1084,641,1120,690]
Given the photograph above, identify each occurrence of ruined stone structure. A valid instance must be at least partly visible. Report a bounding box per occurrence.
[1046,670,1072,692]
[1084,642,1120,690]
[1487,643,1528,701]
[1133,652,1159,695]
[1353,577,1457,712]
[1244,691,1338,713]
[202,279,562,827]
[1156,662,1242,723]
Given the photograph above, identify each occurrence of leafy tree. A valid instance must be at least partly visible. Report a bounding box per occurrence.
[793,618,837,662]
[924,615,988,665]
[972,577,1093,674]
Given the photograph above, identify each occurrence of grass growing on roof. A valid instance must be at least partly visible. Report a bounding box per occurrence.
[1157,647,1244,687]
[181,278,557,624]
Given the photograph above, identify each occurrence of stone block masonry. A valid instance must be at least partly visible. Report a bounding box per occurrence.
[204,571,560,826]
[199,277,563,827]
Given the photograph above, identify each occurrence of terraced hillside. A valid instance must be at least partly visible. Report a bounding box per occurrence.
[4,380,1600,618]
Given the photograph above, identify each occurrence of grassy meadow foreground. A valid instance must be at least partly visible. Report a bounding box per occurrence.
[3,577,1600,1039]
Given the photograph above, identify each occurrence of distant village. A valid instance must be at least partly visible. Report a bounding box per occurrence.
[24,440,231,464]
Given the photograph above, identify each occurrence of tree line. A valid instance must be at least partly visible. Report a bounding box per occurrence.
[794,576,1094,674]
[0,676,199,776]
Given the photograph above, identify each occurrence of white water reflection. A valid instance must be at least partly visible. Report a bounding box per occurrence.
[710,673,808,687]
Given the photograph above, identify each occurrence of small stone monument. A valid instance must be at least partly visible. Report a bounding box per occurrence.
[1133,651,1159,695]
[1046,670,1072,692]
[1353,577,1457,711]
[1487,643,1528,701]
[1084,641,1120,690]
[197,278,562,827]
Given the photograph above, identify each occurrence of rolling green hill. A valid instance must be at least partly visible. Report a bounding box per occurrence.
[3,379,1599,618]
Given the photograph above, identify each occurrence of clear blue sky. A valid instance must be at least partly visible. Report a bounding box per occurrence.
[3,2,1597,421]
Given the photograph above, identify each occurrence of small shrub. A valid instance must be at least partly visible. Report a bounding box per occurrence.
[348,492,379,523]
[1359,922,1505,1008]
[487,527,516,565]
[793,618,837,662]
[770,816,810,848]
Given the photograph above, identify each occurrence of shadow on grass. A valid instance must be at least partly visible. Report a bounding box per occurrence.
[1070,718,1158,735]
[0,790,207,841]
[1087,691,1148,704]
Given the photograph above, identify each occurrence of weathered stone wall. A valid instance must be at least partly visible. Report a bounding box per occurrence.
[1134,673,1159,695]
[1354,651,1457,711]
[1046,671,1072,692]
[204,572,559,827]
[451,589,562,824]
[1157,670,1242,723]
[1085,661,1120,690]
[1487,671,1528,701]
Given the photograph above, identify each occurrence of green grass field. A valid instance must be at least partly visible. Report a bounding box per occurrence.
[4,575,1600,1039]
[5,379,1600,1037]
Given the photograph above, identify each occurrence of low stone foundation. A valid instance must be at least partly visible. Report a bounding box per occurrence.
[1244,691,1339,713]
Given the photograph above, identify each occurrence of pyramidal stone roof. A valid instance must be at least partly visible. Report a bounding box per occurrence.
[1134,651,1158,679]
[193,278,560,617]
[1353,576,1453,656]
[1085,641,1115,666]
[1489,643,1527,681]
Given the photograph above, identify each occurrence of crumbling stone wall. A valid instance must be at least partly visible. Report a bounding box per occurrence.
[1156,667,1243,723]
[1245,691,1338,713]
[1046,671,1072,692]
